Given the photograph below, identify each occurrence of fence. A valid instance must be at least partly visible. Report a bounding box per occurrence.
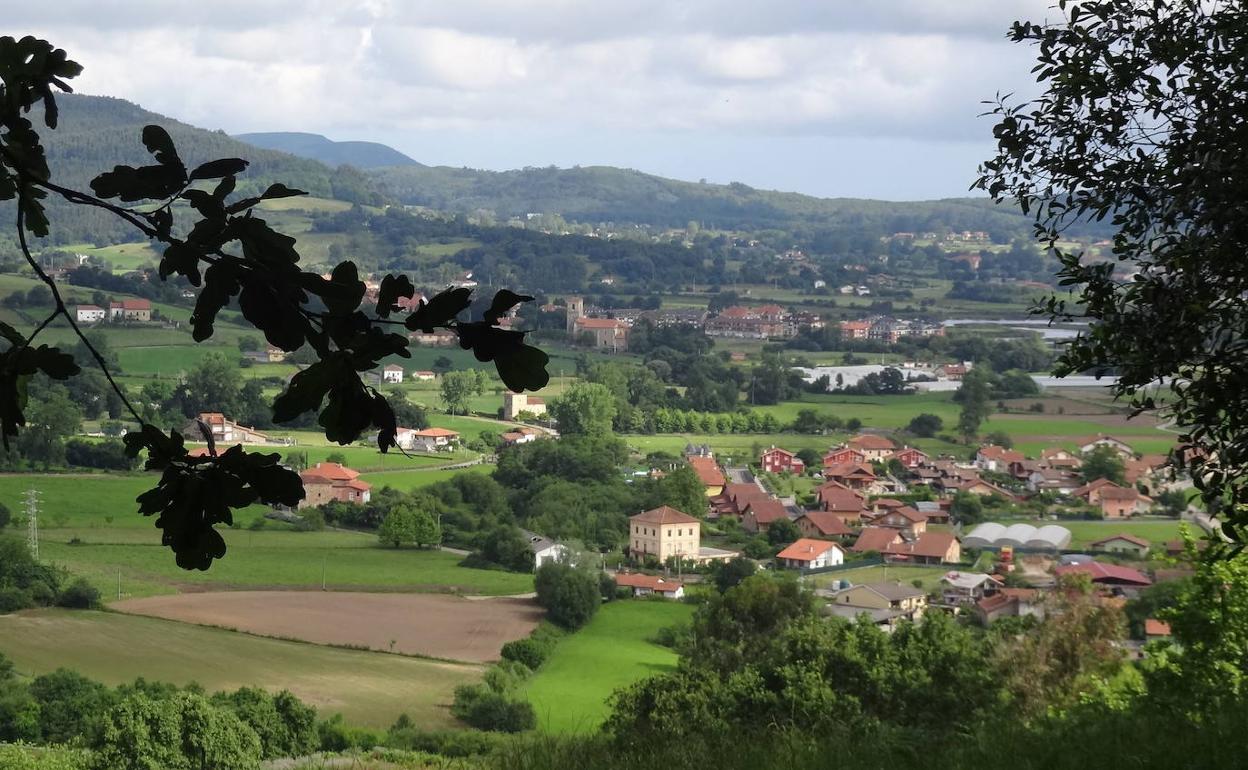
[801,557,884,577]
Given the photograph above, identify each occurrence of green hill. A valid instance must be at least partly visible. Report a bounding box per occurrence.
[235,131,421,169]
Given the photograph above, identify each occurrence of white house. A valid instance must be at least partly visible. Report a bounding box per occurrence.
[940,572,1003,606]
[414,370,437,382]
[395,427,460,452]
[775,538,845,570]
[615,573,685,599]
[75,305,106,324]
[382,364,404,384]
[522,529,568,570]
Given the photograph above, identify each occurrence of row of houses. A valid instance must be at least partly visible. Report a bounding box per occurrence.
[75,298,152,323]
[838,316,945,344]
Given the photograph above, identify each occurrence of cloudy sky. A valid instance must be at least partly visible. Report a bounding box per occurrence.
[17,1,1053,200]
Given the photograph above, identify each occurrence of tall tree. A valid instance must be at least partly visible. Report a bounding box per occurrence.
[956,367,991,443]
[977,0,1248,541]
[550,382,616,437]
[439,369,485,416]
[1081,445,1127,485]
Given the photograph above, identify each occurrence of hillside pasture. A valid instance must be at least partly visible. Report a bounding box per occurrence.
[0,609,477,728]
[113,591,542,663]
[524,600,692,733]
[41,530,534,600]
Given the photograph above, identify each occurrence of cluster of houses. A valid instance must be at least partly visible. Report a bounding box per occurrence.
[75,298,152,324]
[837,316,945,344]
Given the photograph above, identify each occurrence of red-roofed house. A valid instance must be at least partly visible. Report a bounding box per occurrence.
[299,462,371,508]
[573,316,630,351]
[687,455,726,497]
[109,298,151,321]
[839,320,872,340]
[875,505,927,536]
[715,482,770,517]
[630,507,701,561]
[976,445,1026,472]
[183,412,270,444]
[742,499,790,534]
[796,512,854,539]
[852,526,903,554]
[396,427,460,452]
[846,434,898,461]
[823,462,878,491]
[1144,618,1172,640]
[1090,533,1151,557]
[883,531,962,565]
[615,573,684,599]
[977,588,1043,625]
[816,482,867,522]
[776,539,844,570]
[1076,434,1135,457]
[824,447,867,468]
[889,447,928,468]
[761,446,806,475]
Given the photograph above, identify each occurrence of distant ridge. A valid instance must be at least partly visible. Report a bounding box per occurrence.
[234,131,421,169]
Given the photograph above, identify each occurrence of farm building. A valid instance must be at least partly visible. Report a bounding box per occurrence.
[396,427,460,452]
[109,298,152,321]
[522,530,568,570]
[381,364,404,383]
[1090,533,1151,557]
[614,573,684,599]
[75,304,106,324]
[183,412,272,445]
[1054,561,1152,591]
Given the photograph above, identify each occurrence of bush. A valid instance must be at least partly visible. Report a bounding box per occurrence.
[450,685,536,733]
[534,563,600,630]
[500,638,550,670]
[318,714,385,752]
[384,727,506,757]
[56,579,100,609]
[0,587,33,614]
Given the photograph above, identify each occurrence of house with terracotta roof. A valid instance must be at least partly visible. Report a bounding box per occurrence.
[299,462,371,508]
[381,364,404,383]
[815,483,866,523]
[741,499,790,534]
[823,462,878,491]
[889,446,928,468]
[629,506,701,562]
[687,455,726,497]
[109,297,152,321]
[795,511,854,539]
[824,446,867,467]
[715,482,770,517]
[503,391,546,420]
[572,316,630,351]
[1075,480,1152,518]
[615,573,684,599]
[1041,446,1083,469]
[935,363,969,380]
[976,445,1026,472]
[396,427,460,452]
[852,526,903,554]
[1090,533,1151,557]
[947,477,1017,499]
[883,531,962,565]
[1144,618,1172,641]
[875,505,927,536]
[1076,434,1135,457]
[776,538,845,570]
[761,446,806,475]
[183,412,271,445]
[845,434,897,462]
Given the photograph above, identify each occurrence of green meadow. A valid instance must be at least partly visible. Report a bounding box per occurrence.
[524,600,693,734]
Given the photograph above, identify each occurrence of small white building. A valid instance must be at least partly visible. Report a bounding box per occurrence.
[413,370,436,382]
[75,305,106,324]
[382,364,404,383]
[523,529,568,570]
[395,427,460,452]
[615,573,685,599]
[775,538,845,570]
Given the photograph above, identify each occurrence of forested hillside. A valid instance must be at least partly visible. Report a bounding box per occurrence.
[1,94,385,249]
[235,131,421,169]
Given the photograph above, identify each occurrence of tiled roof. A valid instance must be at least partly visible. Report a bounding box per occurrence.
[884,531,958,560]
[615,573,683,591]
[687,456,726,486]
[1054,561,1151,586]
[631,506,700,525]
[847,434,897,450]
[1144,618,1172,636]
[852,526,902,553]
[744,499,788,524]
[776,538,842,562]
[798,512,853,537]
[1091,533,1150,548]
[413,428,459,437]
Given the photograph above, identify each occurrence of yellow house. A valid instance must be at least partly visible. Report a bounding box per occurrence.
[686,455,726,498]
[831,582,927,621]
[630,506,701,561]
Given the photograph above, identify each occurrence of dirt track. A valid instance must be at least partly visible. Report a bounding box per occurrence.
[114,591,542,663]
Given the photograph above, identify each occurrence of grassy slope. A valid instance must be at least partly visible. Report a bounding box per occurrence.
[805,564,951,591]
[40,530,534,600]
[0,609,478,728]
[524,601,693,734]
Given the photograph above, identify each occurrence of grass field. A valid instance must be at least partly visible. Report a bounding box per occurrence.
[1046,518,1185,550]
[805,564,952,591]
[0,609,478,728]
[524,601,693,733]
[41,530,535,600]
[361,466,493,491]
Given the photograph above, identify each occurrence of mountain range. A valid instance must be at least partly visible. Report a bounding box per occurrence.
[233,131,421,169]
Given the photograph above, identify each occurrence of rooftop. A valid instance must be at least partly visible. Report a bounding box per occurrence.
[631,506,700,525]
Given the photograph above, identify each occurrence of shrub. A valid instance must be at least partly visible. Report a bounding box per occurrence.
[0,587,33,614]
[450,685,535,733]
[534,563,599,630]
[57,579,100,610]
[384,728,506,757]
[317,714,385,752]
[500,638,551,670]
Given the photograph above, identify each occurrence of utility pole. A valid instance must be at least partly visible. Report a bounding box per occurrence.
[24,488,40,560]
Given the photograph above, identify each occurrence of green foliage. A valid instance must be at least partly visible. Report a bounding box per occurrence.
[1081,445,1127,485]
[450,684,536,733]
[710,557,756,593]
[906,413,943,438]
[955,367,991,442]
[209,687,318,759]
[54,578,99,609]
[977,0,1248,540]
[549,381,616,437]
[0,535,62,613]
[92,690,262,770]
[534,562,600,630]
[439,369,486,415]
[950,491,984,526]
[765,518,800,546]
[378,503,441,548]
[27,669,114,744]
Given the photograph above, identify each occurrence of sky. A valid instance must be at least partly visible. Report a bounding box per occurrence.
[16,1,1053,200]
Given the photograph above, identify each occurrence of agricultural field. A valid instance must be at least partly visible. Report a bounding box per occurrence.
[0,609,477,728]
[40,530,535,600]
[114,591,542,662]
[1044,518,1186,551]
[524,600,693,733]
